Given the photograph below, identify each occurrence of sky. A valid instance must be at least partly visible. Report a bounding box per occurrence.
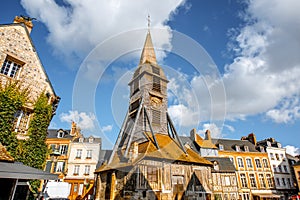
[1,0,300,155]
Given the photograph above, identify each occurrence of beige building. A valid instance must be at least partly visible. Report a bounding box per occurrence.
[0,16,59,139]
[65,135,101,200]
[94,30,213,200]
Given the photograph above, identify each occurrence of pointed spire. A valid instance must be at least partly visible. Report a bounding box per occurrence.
[139,15,157,65]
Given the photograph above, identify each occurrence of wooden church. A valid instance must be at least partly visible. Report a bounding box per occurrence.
[94,29,213,200]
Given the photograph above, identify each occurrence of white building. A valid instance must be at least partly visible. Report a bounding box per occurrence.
[257,138,297,199]
[65,136,101,199]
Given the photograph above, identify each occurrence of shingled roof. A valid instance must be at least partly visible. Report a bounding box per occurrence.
[96,133,212,172]
[212,138,259,152]
[205,157,236,172]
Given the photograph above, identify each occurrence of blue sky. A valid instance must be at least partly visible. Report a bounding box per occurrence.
[1,0,300,154]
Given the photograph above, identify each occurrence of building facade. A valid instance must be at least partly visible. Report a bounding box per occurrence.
[65,135,101,200]
[94,29,213,200]
[257,138,297,199]
[214,134,278,200]
[206,157,239,200]
[0,16,59,140]
[45,122,81,180]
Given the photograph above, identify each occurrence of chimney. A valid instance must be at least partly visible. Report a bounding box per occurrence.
[190,128,197,141]
[247,133,257,145]
[70,121,77,136]
[13,16,34,33]
[205,130,212,141]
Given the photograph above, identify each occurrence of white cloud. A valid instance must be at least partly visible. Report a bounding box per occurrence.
[198,123,223,139]
[60,111,96,131]
[285,145,300,156]
[101,125,113,133]
[168,0,300,128]
[266,96,300,123]
[21,0,185,64]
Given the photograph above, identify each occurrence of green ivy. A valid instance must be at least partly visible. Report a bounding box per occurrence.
[0,81,53,196]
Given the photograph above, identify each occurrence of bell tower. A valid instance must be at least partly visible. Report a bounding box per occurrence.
[109,27,186,163]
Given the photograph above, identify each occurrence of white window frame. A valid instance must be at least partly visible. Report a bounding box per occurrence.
[237,158,244,168]
[0,57,22,78]
[74,165,80,175]
[55,161,64,172]
[76,149,82,159]
[84,165,91,175]
[86,150,92,159]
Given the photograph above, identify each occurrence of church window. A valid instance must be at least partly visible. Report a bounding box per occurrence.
[0,56,23,78]
[152,76,161,92]
[152,66,160,75]
[152,109,161,124]
[13,109,32,135]
[147,166,158,182]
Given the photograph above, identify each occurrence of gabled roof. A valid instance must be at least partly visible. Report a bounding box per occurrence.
[47,129,73,139]
[205,157,236,172]
[212,138,259,152]
[0,21,57,96]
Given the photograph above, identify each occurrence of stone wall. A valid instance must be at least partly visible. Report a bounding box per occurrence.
[0,23,56,108]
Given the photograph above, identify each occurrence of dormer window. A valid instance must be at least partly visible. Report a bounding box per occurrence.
[277,143,282,148]
[267,141,271,146]
[89,137,94,143]
[57,130,64,138]
[213,161,219,171]
[219,144,224,150]
[244,146,249,152]
[259,146,265,152]
[79,137,84,143]
[235,145,240,152]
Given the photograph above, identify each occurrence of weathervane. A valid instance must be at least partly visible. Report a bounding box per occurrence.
[20,15,36,22]
[147,14,151,31]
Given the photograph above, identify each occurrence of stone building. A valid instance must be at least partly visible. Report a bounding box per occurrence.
[0,16,60,139]
[94,30,213,200]
[257,138,297,199]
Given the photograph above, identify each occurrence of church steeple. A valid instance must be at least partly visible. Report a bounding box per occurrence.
[139,30,157,65]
